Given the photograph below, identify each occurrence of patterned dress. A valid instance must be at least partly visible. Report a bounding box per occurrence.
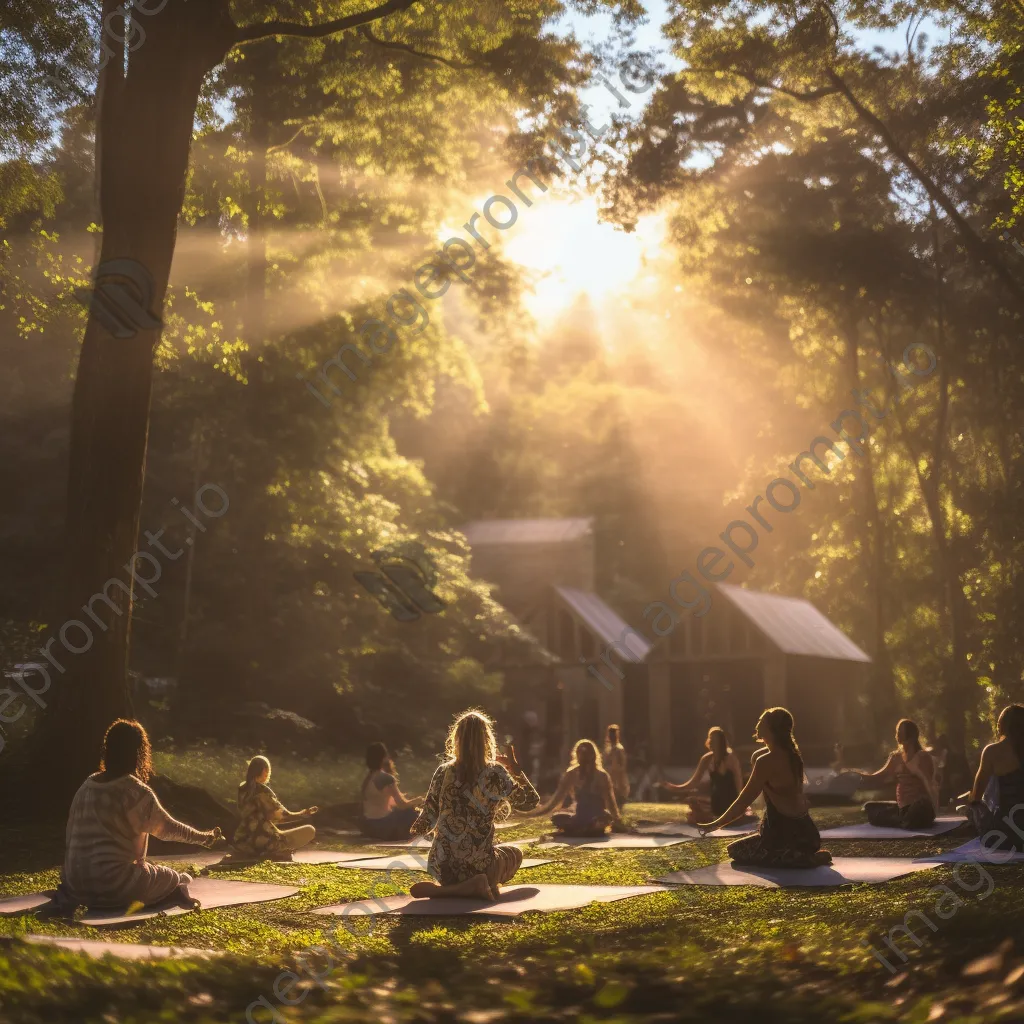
[233,781,292,857]
[62,773,215,908]
[412,761,539,884]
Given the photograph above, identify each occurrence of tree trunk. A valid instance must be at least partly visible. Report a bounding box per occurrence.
[842,312,897,734]
[3,0,235,810]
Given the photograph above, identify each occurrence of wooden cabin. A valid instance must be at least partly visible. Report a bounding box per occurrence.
[462,518,872,769]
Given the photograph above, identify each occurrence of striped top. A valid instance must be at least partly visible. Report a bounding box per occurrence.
[63,773,213,906]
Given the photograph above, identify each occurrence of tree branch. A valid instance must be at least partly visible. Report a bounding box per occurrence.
[233,0,420,45]
[823,67,1024,308]
[358,25,475,69]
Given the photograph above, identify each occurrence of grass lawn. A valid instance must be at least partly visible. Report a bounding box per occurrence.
[3,795,1024,1023]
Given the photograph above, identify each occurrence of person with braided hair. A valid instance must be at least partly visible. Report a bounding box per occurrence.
[697,707,832,868]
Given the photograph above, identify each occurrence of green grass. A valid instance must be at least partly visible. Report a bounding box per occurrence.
[3,792,1024,1023]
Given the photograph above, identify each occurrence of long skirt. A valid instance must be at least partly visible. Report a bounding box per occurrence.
[968,801,1024,852]
[728,804,831,868]
[361,807,419,841]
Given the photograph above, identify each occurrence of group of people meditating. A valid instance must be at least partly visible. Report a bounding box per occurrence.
[55,702,1024,911]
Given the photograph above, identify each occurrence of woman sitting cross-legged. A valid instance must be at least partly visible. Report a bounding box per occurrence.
[659,726,749,825]
[60,719,222,911]
[524,739,626,837]
[963,704,1024,851]
[360,741,423,841]
[409,710,539,901]
[844,719,937,830]
[233,755,319,860]
[700,707,832,869]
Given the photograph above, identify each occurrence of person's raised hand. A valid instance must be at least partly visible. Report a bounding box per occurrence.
[306,805,319,816]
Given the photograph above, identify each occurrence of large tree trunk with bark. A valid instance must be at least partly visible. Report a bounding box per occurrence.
[2,0,235,812]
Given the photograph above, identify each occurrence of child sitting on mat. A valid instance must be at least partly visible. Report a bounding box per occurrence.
[698,707,832,868]
[659,726,748,824]
[233,755,318,860]
[525,739,626,837]
[360,742,423,840]
[962,704,1024,851]
[61,719,222,911]
[410,709,539,900]
[843,719,937,830]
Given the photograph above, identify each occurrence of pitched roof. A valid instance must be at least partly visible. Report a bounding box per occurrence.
[717,583,871,663]
[461,518,593,546]
[554,586,652,663]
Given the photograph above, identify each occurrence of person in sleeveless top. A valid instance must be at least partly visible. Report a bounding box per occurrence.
[963,704,1024,851]
[60,720,222,911]
[698,707,831,868]
[524,739,625,836]
[360,742,423,840]
[844,719,937,829]
[603,724,630,806]
[233,755,319,859]
[658,726,748,823]
[410,710,539,901]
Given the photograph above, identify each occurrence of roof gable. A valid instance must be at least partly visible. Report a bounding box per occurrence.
[716,583,871,663]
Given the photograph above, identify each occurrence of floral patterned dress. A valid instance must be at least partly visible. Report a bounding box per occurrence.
[233,781,291,856]
[412,761,539,884]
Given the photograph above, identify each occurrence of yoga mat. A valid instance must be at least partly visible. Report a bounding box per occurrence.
[20,935,221,960]
[0,892,53,916]
[313,883,671,918]
[635,821,757,839]
[656,857,942,888]
[337,853,552,871]
[537,834,691,850]
[374,835,540,849]
[79,878,300,926]
[819,816,965,840]
[152,850,232,868]
[914,838,1024,864]
[164,849,375,868]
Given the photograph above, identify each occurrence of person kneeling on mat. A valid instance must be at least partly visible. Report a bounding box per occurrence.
[842,719,937,830]
[360,742,423,840]
[410,709,539,901]
[59,719,222,913]
[699,707,832,869]
[524,739,626,837]
[233,755,318,860]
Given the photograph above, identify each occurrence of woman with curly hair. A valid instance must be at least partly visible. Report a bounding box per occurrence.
[61,719,222,910]
[699,707,832,869]
[525,739,625,837]
[410,710,539,900]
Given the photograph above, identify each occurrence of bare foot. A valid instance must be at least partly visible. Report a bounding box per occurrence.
[409,881,439,898]
[466,873,494,900]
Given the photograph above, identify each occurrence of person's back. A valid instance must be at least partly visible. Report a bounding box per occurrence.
[363,768,397,819]
[985,736,1024,808]
[759,748,808,818]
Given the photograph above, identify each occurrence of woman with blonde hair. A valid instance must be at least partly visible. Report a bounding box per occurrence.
[410,710,539,900]
[699,707,831,868]
[233,755,319,860]
[604,724,630,806]
[525,739,625,837]
[659,726,745,824]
